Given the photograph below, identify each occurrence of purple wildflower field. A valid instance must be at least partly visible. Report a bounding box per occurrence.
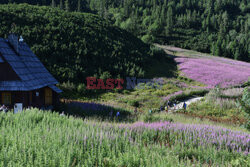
[118,122,250,155]
[175,56,250,88]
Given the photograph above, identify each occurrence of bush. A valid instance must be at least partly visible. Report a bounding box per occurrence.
[77,83,86,95]
[240,88,250,114]
[150,46,166,59]
[141,34,152,43]
[152,108,160,113]
[60,81,76,92]
[239,88,250,130]
[100,71,112,80]
[122,90,130,94]
[128,100,140,108]
[242,80,250,87]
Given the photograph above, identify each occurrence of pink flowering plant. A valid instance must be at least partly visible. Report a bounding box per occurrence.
[117,122,250,156]
[175,56,250,88]
[1,109,249,166]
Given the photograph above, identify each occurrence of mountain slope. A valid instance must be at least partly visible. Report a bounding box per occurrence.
[1,0,249,62]
[0,4,155,83]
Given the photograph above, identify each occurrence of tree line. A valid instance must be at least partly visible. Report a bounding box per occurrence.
[0,4,164,84]
[2,0,248,61]
[93,0,249,61]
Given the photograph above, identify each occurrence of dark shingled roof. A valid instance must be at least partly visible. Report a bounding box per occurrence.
[0,35,62,93]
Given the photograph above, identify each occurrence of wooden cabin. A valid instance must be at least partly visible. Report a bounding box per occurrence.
[0,34,62,108]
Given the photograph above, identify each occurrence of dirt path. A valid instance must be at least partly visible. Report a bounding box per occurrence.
[170,97,204,111]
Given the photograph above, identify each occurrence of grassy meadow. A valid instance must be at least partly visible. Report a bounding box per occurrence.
[0,110,249,167]
[60,47,249,126]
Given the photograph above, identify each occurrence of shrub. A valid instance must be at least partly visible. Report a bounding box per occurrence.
[77,83,86,95]
[152,108,160,113]
[141,34,152,43]
[128,100,140,108]
[242,80,250,87]
[240,88,250,114]
[60,81,76,92]
[122,90,130,94]
[239,88,250,130]
[100,71,112,80]
[150,46,166,59]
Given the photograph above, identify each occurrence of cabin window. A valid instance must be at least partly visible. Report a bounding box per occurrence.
[45,88,53,105]
[2,92,11,105]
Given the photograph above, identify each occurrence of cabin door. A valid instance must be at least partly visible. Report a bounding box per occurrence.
[45,88,53,106]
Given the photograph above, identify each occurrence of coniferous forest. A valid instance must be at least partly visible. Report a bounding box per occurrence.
[0,0,249,61]
[0,4,160,83]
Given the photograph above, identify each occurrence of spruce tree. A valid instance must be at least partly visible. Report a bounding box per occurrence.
[60,0,63,10]
[222,11,229,32]
[51,0,56,8]
[65,0,70,12]
[124,0,129,17]
[77,0,81,12]
[215,37,222,56]
[165,6,173,35]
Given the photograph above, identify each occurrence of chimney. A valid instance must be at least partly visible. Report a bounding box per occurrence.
[8,34,19,53]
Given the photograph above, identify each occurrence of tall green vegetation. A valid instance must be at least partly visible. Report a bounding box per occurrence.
[0,110,249,166]
[240,88,250,115]
[1,0,249,61]
[239,88,250,129]
[0,4,158,83]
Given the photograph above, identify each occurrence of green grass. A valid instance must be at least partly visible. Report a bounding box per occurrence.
[59,46,246,128]
[187,101,245,123]
[65,76,206,112]
[0,109,249,166]
[183,88,247,125]
[58,44,209,113]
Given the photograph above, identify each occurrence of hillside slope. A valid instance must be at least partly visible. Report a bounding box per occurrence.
[0,4,156,83]
[1,0,249,61]
[159,45,250,88]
